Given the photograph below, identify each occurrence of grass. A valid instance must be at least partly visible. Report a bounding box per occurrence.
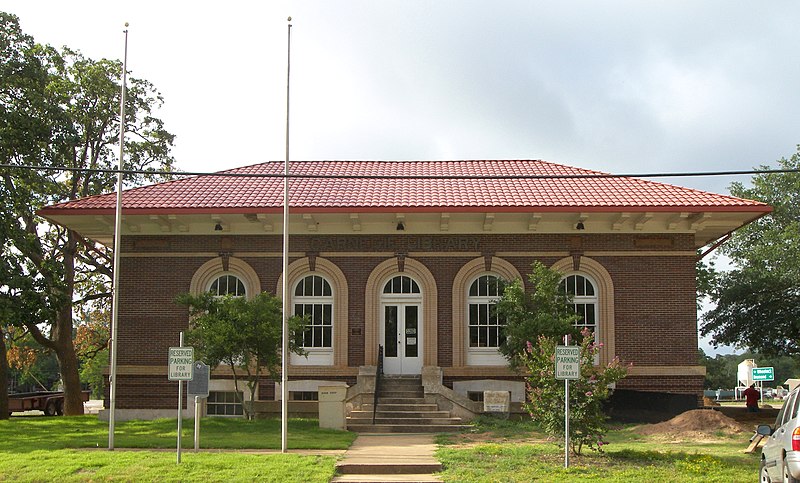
[435,416,760,482]
[0,416,354,482]
[0,451,335,482]
[0,416,355,451]
[0,414,766,481]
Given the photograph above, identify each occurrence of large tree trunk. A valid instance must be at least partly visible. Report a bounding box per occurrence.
[0,329,9,420]
[55,300,84,416]
[56,232,84,416]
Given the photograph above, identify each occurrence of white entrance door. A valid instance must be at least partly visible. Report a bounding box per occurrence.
[382,303,422,375]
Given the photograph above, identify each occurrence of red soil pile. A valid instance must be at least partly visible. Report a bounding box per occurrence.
[636,409,751,437]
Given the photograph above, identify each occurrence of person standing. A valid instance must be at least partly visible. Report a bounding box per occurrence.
[743,384,760,412]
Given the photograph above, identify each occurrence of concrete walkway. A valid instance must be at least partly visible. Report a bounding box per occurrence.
[332,434,442,483]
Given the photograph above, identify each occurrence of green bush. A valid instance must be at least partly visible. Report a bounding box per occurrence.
[521,329,628,455]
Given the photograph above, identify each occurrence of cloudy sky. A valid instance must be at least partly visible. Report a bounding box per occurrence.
[5,1,799,195]
[5,1,797,355]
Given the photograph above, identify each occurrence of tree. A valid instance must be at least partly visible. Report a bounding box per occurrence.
[0,12,175,415]
[522,329,628,455]
[6,328,60,392]
[494,261,627,454]
[177,292,306,419]
[75,307,110,399]
[701,148,800,356]
[0,329,8,419]
[699,349,800,390]
[494,261,578,370]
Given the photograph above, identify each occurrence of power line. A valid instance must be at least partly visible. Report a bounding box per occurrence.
[1,163,798,180]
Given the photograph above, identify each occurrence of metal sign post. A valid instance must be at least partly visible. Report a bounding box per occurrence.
[556,335,580,468]
[564,369,569,468]
[168,334,193,464]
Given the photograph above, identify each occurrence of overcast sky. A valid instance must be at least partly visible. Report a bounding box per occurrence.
[5,1,796,356]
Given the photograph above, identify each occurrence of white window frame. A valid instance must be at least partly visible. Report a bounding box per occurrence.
[561,273,600,364]
[291,274,334,366]
[466,273,506,366]
[561,273,599,334]
[208,273,247,298]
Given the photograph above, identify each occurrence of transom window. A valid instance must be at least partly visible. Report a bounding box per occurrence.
[383,275,420,295]
[209,274,246,297]
[294,275,333,348]
[468,275,505,348]
[290,391,319,401]
[560,274,598,333]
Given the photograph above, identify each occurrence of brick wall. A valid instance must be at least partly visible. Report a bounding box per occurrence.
[113,232,702,409]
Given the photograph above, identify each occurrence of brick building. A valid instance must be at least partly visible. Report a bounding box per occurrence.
[40,159,770,420]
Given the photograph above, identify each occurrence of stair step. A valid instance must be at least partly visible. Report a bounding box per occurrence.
[347,423,471,433]
[336,463,442,475]
[348,417,463,425]
[379,390,424,398]
[377,397,428,405]
[349,410,452,418]
[364,403,439,411]
[332,473,442,482]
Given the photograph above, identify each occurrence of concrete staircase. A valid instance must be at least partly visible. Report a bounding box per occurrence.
[346,375,470,433]
[332,434,443,483]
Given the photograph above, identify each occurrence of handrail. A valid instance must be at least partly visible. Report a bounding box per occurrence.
[372,345,383,424]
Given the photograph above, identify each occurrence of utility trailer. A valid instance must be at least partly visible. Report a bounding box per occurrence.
[8,391,90,416]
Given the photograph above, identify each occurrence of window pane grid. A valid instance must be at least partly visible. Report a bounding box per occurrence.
[209,275,246,297]
[467,275,505,349]
[468,301,504,348]
[560,274,598,338]
[294,303,332,348]
[207,391,243,416]
[293,274,334,349]
[384,276,420,294]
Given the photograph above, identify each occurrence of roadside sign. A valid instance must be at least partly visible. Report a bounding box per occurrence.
[555,345,580,380]
[187,361,210,397]
[752,367,774,382]
[168,347,194,381]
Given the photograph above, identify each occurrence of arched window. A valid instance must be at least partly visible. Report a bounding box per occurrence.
[560,274,598,333]
[383,275,420,295]
[209,274,246,297]
[467,275,505,348]
[293,275,333,349]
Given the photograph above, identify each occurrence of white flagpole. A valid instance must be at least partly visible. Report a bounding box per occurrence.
[108,22,129,451]
[281,16,292,454]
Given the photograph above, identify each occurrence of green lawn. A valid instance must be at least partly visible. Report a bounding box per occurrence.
[0,414,765,482]
[435,417,760,482]
[0,416,354,482]
[0,416,355,451]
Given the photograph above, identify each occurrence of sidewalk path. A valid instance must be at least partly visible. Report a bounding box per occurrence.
[332,433,442,483]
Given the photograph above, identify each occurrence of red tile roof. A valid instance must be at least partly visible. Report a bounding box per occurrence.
[38,160,770,215]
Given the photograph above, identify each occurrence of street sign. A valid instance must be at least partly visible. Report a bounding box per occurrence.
[752,367,774,382]
[555,345,580,380]
[168,347,194,381]
[187,361,210,397]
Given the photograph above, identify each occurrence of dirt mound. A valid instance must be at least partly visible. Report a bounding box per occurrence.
[636,409,751,437]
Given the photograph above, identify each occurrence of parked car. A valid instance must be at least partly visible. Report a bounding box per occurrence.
[758,385,800,482]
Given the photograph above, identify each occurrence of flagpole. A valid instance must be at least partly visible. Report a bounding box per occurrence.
[281,16,292,455]
[108,22,129,451]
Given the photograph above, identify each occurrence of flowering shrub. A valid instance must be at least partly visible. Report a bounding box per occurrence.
[521,328,629,455]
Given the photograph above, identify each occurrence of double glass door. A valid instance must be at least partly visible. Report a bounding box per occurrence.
[382,304,422,375]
